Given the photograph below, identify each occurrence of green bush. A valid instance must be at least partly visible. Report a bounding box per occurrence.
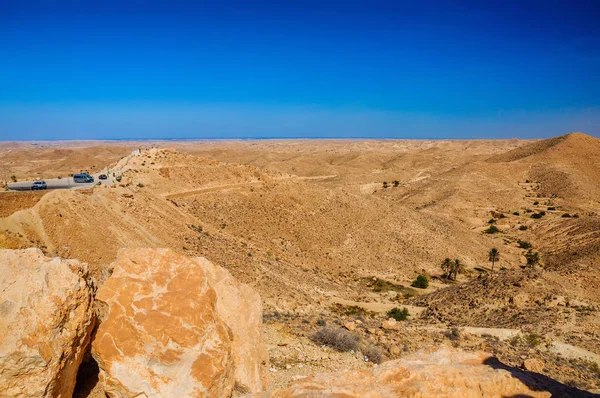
[562,213,572,218]
[388,307,409,321]
[393,180,400,187]
[519,225,528,231]
[518,240,532,249]
[513,211,520,216]
[533,201,539,205]
[547,207,556,211]
[484,225,500,234]
[488,218,496,224]
[531,213,543,219]
[411,275,429,289]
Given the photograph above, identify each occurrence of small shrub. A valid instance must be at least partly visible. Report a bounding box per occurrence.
[444,327,461,341]
[10,175,17,182]
[533,201,539,205]
[393,180,400,187]
[539,211,546,216]
[525,209,533,213]
[573,214,580,218]
[382,181,388,188]
[547,207,556,211]
[311,327,360,352]
[484,225,500,234]
[513,211,520,216]
[137,182,144,188]
[519,225,528,231]
[525,179,530,183]
[411,275,429,289]
[531,213,543,219]
[525,250,540,266]
[488,218,496,224]
[316,319,326,327]
[518,240,532,249]
[562,213,572,218]
[388,307,409,321]
[362,345,384,364]
[524,333,543,347]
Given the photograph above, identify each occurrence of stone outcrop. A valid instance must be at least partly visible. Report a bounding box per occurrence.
[92,248,267,397]
[256,347,579,398]
[197,256,268,393]
[0,249,96,398]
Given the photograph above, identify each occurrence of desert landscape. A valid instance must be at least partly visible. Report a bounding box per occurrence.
[0,133,599,397]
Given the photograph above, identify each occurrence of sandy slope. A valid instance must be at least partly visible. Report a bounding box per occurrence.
[1,133,599,392]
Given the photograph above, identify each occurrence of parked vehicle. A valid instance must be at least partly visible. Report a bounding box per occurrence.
[99,174,108,180]
[31,181,47,190]
[73,174,93,183]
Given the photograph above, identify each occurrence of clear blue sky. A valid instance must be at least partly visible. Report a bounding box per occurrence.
[1,0,599,140]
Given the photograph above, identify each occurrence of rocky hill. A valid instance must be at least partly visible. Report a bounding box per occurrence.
[0,136,599,395]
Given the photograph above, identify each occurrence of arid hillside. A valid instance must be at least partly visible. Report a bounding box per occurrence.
[1,133,599,393]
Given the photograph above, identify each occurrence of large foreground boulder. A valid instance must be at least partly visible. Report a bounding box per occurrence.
[0,249,96,398]
[198,256,268,393]
[92,248,267,397]
[256,347,590,398]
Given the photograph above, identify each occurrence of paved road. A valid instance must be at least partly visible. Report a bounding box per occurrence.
[7,173,115,191]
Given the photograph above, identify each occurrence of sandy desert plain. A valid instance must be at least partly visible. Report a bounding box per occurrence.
[0,133,599,397]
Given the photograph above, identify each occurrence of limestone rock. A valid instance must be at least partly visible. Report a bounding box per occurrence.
[255,347,582,397]
[195,256,268,393]
[92,248,235,398]
[523,358,545,373]
[0,248,96,398]
[343,321,356,331]
[381,318,401,330]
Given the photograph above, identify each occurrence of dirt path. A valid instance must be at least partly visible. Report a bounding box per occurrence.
[165,175,338,199]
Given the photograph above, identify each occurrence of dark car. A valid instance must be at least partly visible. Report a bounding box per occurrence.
[32,181,47,190]
[99,174,108,180]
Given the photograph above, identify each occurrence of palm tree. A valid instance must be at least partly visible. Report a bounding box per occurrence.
[488,248,500,271]
[451,259,465,280]
[441,258,452,279]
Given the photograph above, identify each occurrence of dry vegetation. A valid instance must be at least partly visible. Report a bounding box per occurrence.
[1,132,599,393]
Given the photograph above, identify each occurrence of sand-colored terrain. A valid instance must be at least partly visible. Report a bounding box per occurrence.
[1,133,599,393]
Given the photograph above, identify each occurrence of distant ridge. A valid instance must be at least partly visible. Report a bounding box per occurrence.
[488,132,598,163]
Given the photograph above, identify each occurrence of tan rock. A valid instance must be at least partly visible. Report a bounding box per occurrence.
[381,318,401,330]
[195,256,268,392]
[523,358,545,373]
[92,248,235,398]
[255,347,564,397]
[0,248,96,398]
[388,345,401,356]
[344,321,356,331]
[511,293,530,308]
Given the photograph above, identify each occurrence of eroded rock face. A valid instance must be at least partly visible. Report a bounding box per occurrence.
[92,248,267,397]
[257,347,569,398]
[0,249,96,398]
[197,256,268,393]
